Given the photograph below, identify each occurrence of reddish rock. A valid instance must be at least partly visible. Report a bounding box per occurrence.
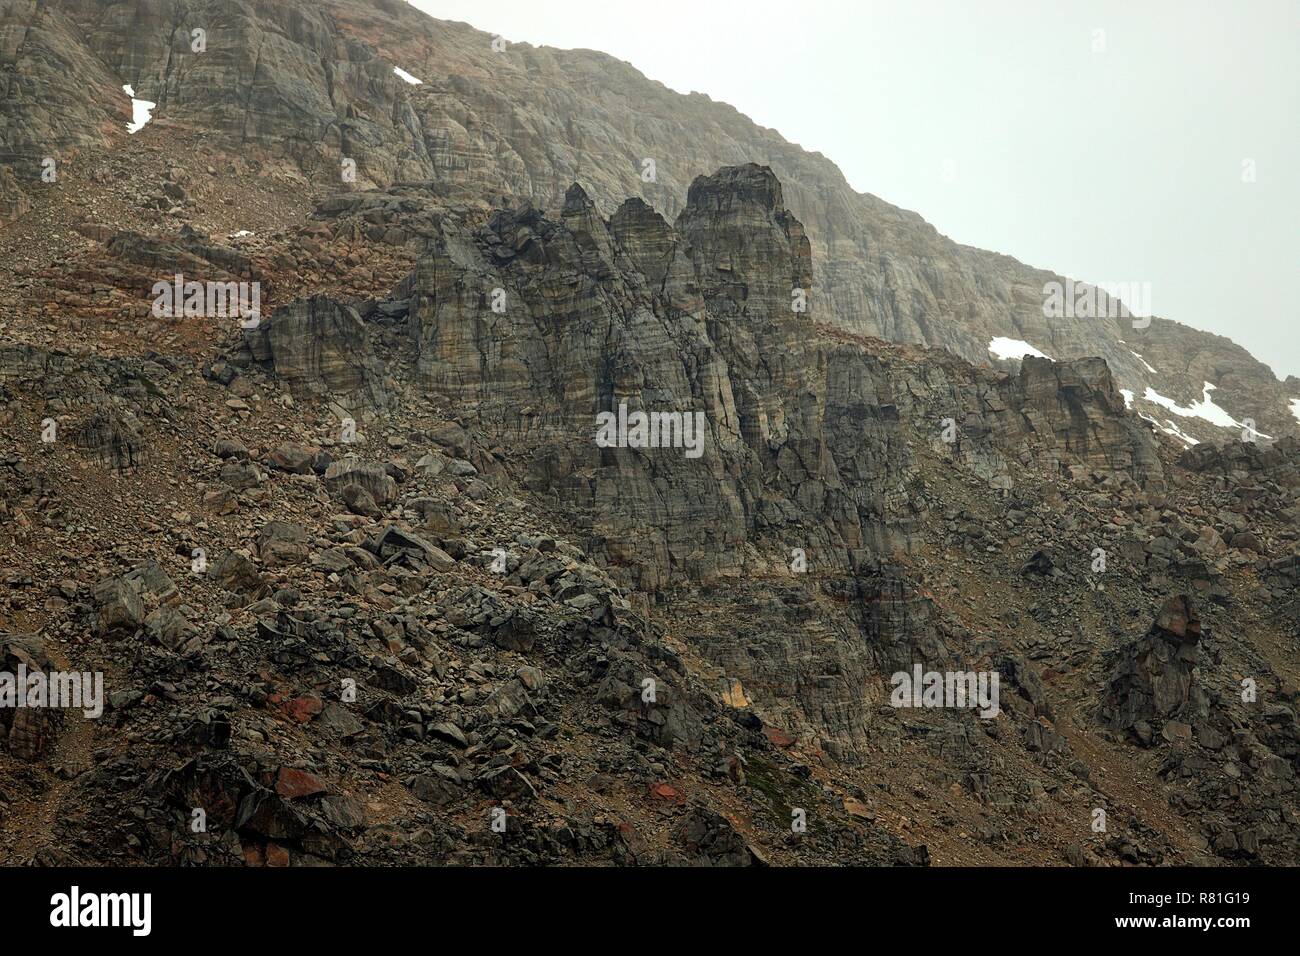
[284,694,323,723]
[649,782,681,802]
[1154,594,1201,642]
[266,442,319,475]
[764,726,796,748]
[265,842,291,867]
[275,767,328,800]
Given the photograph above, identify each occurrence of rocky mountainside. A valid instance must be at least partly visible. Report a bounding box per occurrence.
[0,0,1296,867]
[2,0,1297,444]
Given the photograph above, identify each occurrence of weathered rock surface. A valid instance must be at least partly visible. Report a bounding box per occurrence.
[1101,595,1206,734]
[410,164,1163,597]
[242,296,387,412]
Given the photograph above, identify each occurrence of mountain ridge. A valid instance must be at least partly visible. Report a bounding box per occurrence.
[1,0,1294,442]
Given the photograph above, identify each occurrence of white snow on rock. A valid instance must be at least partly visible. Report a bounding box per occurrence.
[1143,381,1269,437]
[1130,350,1158,374]
[1119,388,1134,409]
[1160,419,1201,447]
[230,230,254,238]
[392,67,423,85]
[1138,412,1199,447]
[988,337,1052,362]
[1290,398,1300,423]
[122,84,155,134]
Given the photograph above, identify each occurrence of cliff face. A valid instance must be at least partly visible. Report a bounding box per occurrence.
[391,163,1163,596]
[2,0,1295,441]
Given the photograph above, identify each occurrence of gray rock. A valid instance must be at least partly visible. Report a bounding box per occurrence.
[92,576,143,635]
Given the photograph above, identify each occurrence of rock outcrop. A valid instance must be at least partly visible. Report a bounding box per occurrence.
[1101,595,1207,737]
[242,295,388,413]
[408,164,1163,595]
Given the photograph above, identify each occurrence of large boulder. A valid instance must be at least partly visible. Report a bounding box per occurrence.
[208,550,264,595]
[324,458,397,506]
[92,575,144,635]
[256,521,310,568]
[244,296,388,410]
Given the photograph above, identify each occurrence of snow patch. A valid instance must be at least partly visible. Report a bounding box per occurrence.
[1160,420,1201,447]
[230,230,254,238]
[393,67,423,85]
[1119,389,1134,409]
[1130,350,1158,374]
[1138,412,1200,447]
[122,84,155,134]
[988,337,1052,362]
[1290,399,1300,423]
[1143,381,1268,437]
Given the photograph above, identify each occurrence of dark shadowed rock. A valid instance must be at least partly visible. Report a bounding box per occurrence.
[1101,595,1207,736]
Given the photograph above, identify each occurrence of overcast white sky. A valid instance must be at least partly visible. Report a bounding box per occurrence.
[413,0,1300,379]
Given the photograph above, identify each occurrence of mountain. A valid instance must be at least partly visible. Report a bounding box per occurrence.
[0,0,1296,867]
[3,0,1296,446]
